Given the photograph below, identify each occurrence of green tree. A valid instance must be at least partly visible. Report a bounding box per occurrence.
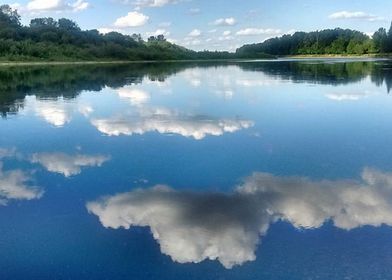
[387,22,392,52]
[30,17,58,28]
[58,18,80,31]
[373,28,388,53]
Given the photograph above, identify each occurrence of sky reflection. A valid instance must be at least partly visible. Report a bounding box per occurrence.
[2,60,392,279]
[88,167,392,268]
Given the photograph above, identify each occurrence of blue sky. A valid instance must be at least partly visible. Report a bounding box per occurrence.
[8,0,392,51]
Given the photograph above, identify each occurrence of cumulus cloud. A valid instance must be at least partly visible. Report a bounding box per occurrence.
[236,28,282,36]
[31,153,110,177]
[87,185,269,268]
[212,17,236,26]
[31,99,73,127]
[26,97,95,127]
[236,79,280,87]
[114,11,149,28]
[328,11,385,21]
[117,88,151,106]
[88,168,392,268]
[71,0,90,11]
[23,0,89,12]
[0,148,17,159]
[325,90,374,101]
[188,29,202,37]
[0,162,43,206]
[97,28,122,34]
[146,29,171,37]
[183,38,202,47]
[91,107,253,139]
[132,0,178,7]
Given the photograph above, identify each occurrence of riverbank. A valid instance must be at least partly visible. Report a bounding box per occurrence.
[0,58,272,67]
[0,55,391,67]
[284,53,392,59]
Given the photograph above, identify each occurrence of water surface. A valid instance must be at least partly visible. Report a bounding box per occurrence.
[1,59,392,279]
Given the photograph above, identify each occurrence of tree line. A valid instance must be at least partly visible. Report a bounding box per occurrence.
[237,25,392,57]
[1,4,392,61]
[0,4,239,61]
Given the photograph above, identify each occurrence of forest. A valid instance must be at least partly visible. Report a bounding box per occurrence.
[237,26,392,57]
[1,4,392,61]
[0,4,237,61]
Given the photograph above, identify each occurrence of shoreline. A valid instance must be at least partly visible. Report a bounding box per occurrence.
[0,56,390,67]
[283,54,392,59]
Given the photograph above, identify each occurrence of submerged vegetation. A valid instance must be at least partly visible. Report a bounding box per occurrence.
[1,4,392,61]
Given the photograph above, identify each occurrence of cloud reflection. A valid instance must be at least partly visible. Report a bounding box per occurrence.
[325,90,374,101]
[87,168,392,268]
[91,108,253,140]
[33,99,72,127]
[117,88,151,106]
[0,162,43,205]
[31,153,110,177]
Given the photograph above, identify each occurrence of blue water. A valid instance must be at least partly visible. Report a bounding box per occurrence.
[1,60,392,279]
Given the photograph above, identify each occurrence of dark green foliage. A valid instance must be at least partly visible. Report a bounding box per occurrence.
[0,4,241,61]
[237,28,378,57]
[1,3,392,61]
[373,28,388,53]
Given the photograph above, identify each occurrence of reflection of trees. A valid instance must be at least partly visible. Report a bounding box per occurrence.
[2,60,392,116]
[238,60,375,85]
[0,63,192,116]
[370,63,392,93]
[239,60,392,93]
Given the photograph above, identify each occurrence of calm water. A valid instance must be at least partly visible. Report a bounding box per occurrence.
[1,59,392,279]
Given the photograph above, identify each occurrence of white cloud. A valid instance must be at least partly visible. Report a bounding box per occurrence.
[146,29,170,37]
[78,105,94,117]
[218,35,234,41]
[222,30,231,36]
[236,79,280,87]
[0,148,17,159]
[328,11,385,21]
[236,28,282,36]
[117,88,151,106]
[114,11,149,28]
[27,0,63,11]
[326,94,363,101]
[87,185,267,269]
[29,99,73,127]
[183,38,202,46]
[190,79,201,87]
[0,162,43,205]
[71,0,89,11]
[31,153,110,177]
[25,97,96,127]
[188,29,202,37]
[98,28,122,34]
[212,17,236,26]
[24,0,89,12]
[88,168,392,268]
[91,108,253,140]
[132,0,178,7]
[325,90,374,101]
